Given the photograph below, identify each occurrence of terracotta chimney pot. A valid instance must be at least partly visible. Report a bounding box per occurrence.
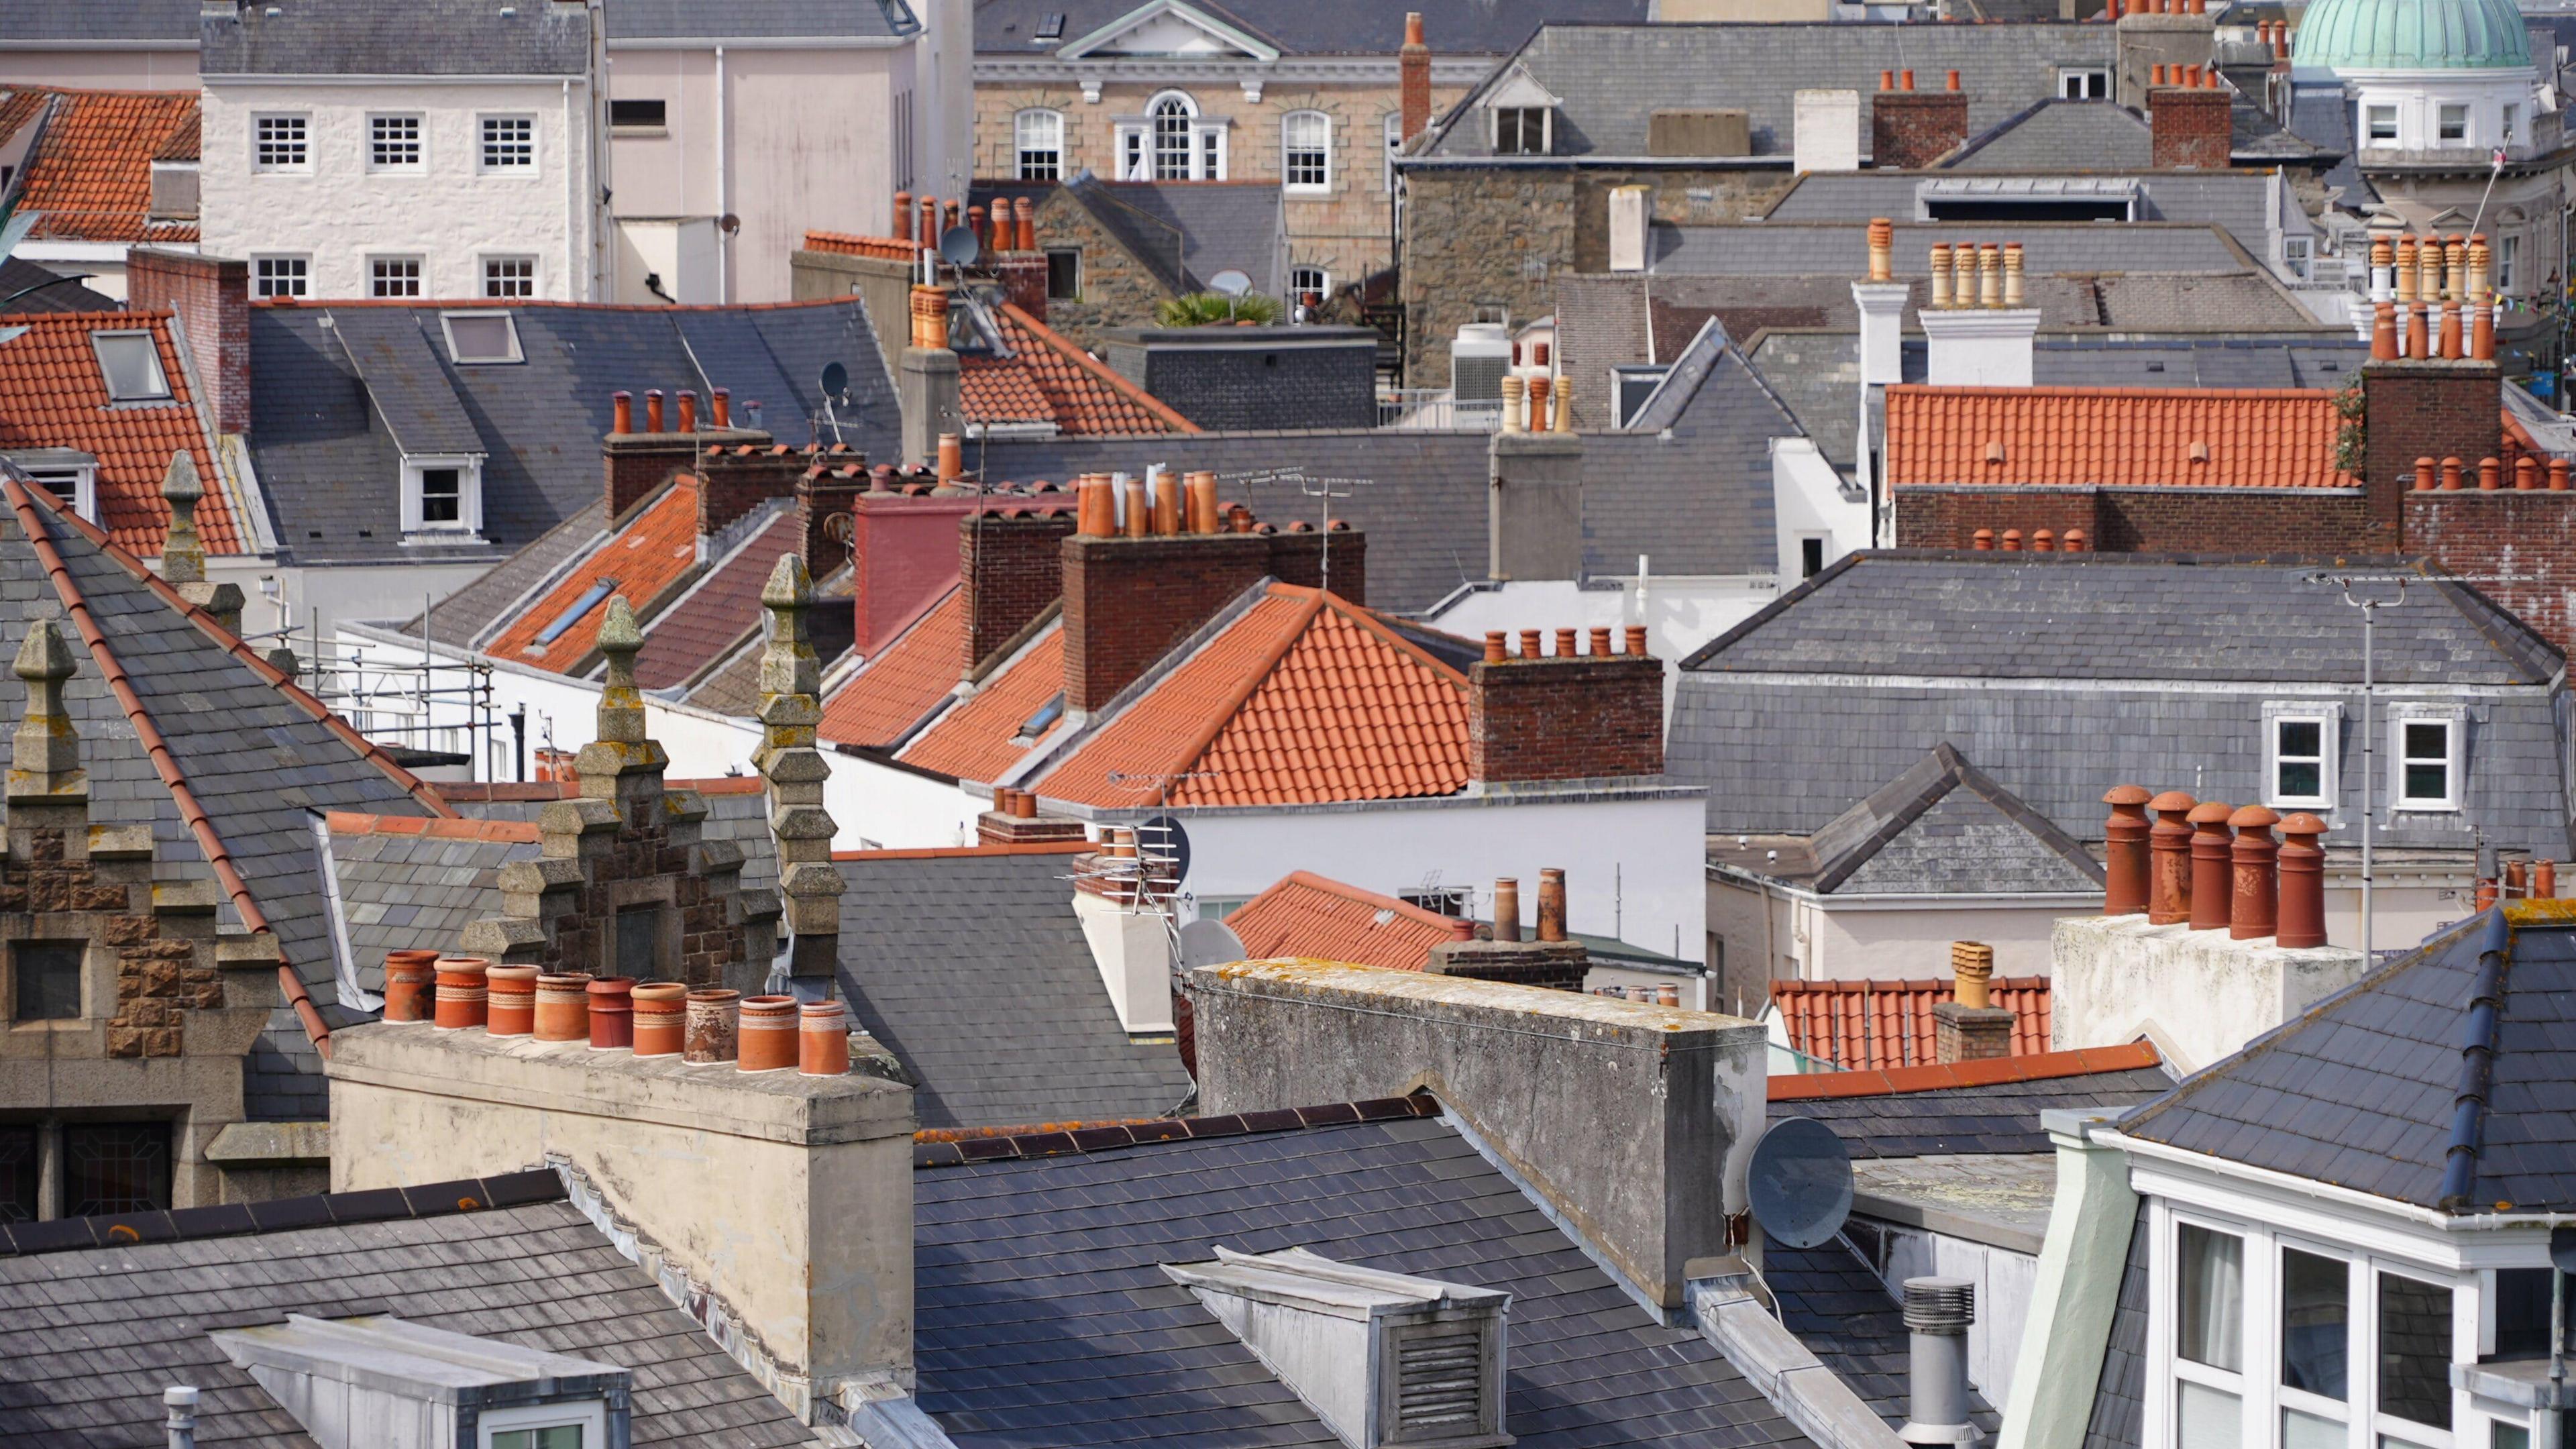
[2520,455,2542,491]
[1972,528,1994,550]
[612,390,634,436]
[1624,624,1648,655]
[2102,785,2152,916]
[2148,791,2196,924]
[1945,68,1960,91]
[645,389,665,434]
[1900,68,1915,90]
[1881,69,1894,91]
[737,995,800,1073]
[533,972,594,1043]
[382,950,439,1024]
[1493,877,1521,942]
[434,957,490,1031]
[1554,626,1577,657]
[894,190,912,245]
[799,1000,852,1076]
[1867,217,1894,281]
[631,982,687,1057]
[2275,814,2327,947]
[2000,529,2023,551]
[2414,457,2437,491]
[1518,628,1541,659]
[2555,460,2571,492]
[586,977,637,1051]
[1536,867,1567,943]
[1928,244,1953,309]
[2186,801,2237,931]
[1016,195,1036,252]
[710,387,731,429]
[2032,528,2055,552]
[1589,625,1613,657]
[2506,857,2530,900]
[2440,457,2465,490]
[2479,457,2503,490]
[2063,527,2087,552]
[486,965,539,1037]
[1152,470,1182,535]
[684,988,741,1065]
[2228,805,2281,941]
[1122,476,1149,537]
[1484,631,1506,663]
[676,389,698,434]
[1950,940,1994,1008]
[2538,859,2559,898]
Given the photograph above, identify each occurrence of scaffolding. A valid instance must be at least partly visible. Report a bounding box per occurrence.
[287,616,513,784]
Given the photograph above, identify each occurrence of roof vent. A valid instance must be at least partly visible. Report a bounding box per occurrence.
[210,1313,631,1449]
[1165,1246,1514,1448]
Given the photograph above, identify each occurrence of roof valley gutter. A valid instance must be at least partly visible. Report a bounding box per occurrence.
[1,474,336,1055]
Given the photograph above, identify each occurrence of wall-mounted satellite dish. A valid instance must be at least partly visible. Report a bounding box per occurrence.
[938,225,982,270]
[1177,918,1248,971]
[1208,269,1254,298]
[819,360,849,402]
[1746,1115,1853,1249]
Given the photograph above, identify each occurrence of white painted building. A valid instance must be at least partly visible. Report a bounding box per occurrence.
[197,0,609,303]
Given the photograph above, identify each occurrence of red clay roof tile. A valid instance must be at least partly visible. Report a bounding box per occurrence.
[0,311,236,555]
[1886,385,2355,490]
[818,588,965,749]
[1222,871,1463,972]
[485,479,700,674]
[1767,1040,2159,1100]
[963,303,1198,437]
[896,623,1066,782]
[632,510,794,691]
[1770,976,2051,1071]
[3,87,201,244]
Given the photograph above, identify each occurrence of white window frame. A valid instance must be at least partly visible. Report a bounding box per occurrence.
[2503,105,2520,145]
[2061,66,2111,99]
[19,465,97,523]
[1015,108,1063,181]
[2275,1240,2361,1449]
[2366,105,2400,144]
[253,112,309,172]
[2164,1208,2252,1449]
[2262,702,2341,810]
[478,113,538,174]
[1612,365,1670,427]
[401,454,485,535]
[368,111,425,172]
[1150,91,1197,179]
[2496,235,2519,292]
[477,1399,607,1449]
[369,255,425,299]
[1282,110,1331,194]
[480,255,538,300]
[90,330,172,402]
[1288,264,1329,307]
[2284,235,2314,281]
[2390,704,2465,812]
[1493,105,1552,156]
[252,254,309,299]
[2438,103,2470,144]
[440,309,523,364]
[1385,111,1404,191]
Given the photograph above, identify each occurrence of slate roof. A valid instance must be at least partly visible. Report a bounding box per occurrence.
[0,475,450,1118]
[249,299,896,566]
[0,87,201,244]
[1034,584,1475,808]
[0,1171,824,1448]
[1764,170,2279,257]
[1768,1236,2002,1435]
[606,0,920,40]
[1053,176,1283,298]
[1943,99,2157,170]
[2123,907,2576,1211]
[1670,553,2568,849]
[0,258,115,314]
[833,845,1195,1131]
[2082,1206,2153,1449]
[1770,1053,2176,1157]
[1754,743,2110,896]
[321,812,539,994]
[0,310,238,555]
[974,430,1492,614]
[1222,869,1464,970]
[1582,321,1803,578]
[977,0,1648,56]
[1772,977,2055,1070]
[1423,22,2115,160]
[1886,385,2354,488]
[0,0,195,43]
[412,498,607,643]
[486,478,702,676]
[1655,221,2257,280]
[912,1106,1817,1446]
[632,505,795,692]
[201,0,592,75]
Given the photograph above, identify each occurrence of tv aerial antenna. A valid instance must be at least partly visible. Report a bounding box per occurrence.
[1222,467,1373,597]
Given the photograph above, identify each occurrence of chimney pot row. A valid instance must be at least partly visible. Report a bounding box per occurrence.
[1478,625,1651,660]
[2106,784,2316,944]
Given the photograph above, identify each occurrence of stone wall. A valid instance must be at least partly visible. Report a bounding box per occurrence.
[1032,188,1186,351]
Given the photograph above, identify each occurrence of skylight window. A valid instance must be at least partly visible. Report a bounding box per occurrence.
[1038,12,1065,38]
[1018,692,1065,741]
[441,311,523,364]
[533,578,619,648]
[91,331,171,402]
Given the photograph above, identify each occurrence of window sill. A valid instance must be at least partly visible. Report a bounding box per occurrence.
[2389,802,2462,814]
[400,531,490,548]
[610,125,669,138]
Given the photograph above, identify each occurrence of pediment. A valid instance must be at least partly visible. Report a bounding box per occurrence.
[1060,1,1278,62]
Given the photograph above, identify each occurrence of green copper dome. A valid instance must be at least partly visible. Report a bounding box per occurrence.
[2296,0,2532,70]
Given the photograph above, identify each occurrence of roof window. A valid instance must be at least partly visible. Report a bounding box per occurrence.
[91,331,170,402]
[211,1313,629,1449]
[1038,11,1065,38]
[534,577,619,648]
[442,311,523,365]
[1018,692,1065,741]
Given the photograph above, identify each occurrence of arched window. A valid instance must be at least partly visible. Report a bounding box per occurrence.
[1152,93,1196,179]
[1014,109,1063,180]
[1283,111,1330,193]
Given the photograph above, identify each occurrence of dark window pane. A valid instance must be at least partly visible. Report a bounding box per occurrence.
[2491,1269,2575,1358]
[2377,1271,2454,1428]
[2279,720,2321,758]
[2280,763,2322,798]
[1046,250,1079,301]
[2404,722,2449,761]
[420,468,461,523]
[2282,1248,2349,1399]
[1802,538,1825,579]
[0,1126,38,1222]
[2404,763,2449,801]
[617,905,659,981]
[13,942,82,1021]
[64,1122,169,1216]
[609,99,665,128]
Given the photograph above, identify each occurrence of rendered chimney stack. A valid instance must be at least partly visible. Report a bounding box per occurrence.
[1900,1279,1978,1447]
[1399,11,1432,144]
[1536,867,1567,943]
[2102,785,2151,914]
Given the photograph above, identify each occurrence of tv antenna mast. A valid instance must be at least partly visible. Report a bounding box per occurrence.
[1221,467,1372,596]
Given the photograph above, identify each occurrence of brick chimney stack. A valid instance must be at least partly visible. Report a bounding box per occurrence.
[961,499,1078,672]
[1468,625,1662,784]
[2149,68,2231,169]
[603,388,707,521]
[1871,69,1969,169]
[1426,869,1591,990]
[1399,11,1432,144]
[1932,941,2015,1062]
[126,248,248,437]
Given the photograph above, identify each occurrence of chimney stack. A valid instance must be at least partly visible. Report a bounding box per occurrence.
[900,287,963,471]
[1468,623,1662,784]
[1854,217,1909,389]
[126,249,250,437]
[1425,870,1591,990]
[1399,11,1432,143]
[1872,73,1970,168]
[2149,68,2231,168]
[1932,941,2014,1062]
[1900,1279,1978,1446]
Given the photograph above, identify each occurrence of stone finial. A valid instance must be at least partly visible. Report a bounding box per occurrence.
[757,552,821,710]
[595,595,645,741]
[753,553,841,988]
[574,596,669,814]
[9,616,87,804]
[160,449,206,586]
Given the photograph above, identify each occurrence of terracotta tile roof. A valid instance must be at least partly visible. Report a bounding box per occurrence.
[897,623,1067,782]
[1,87,201,244]
[1768,1041,2161,1100]
[1036,586,1473,809]
[802,229,925,263]
[631,508,794,691]
[1886,385,2355,489]
[321,810,541,844]
[1771,976,2052,1071]
[818,586,965,748]
[1222,870,1465,972]
[961,303,1199,436]
[484,479,700,674]
[0,311,237,555]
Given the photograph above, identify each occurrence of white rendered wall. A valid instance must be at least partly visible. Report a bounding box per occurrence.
[1171,791,1709,965]
[1422,575,1778,720]
[1771,436,1870,584]
[201,78,598,301]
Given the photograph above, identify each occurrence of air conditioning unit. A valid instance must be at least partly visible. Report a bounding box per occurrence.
[1451,323,1511,402]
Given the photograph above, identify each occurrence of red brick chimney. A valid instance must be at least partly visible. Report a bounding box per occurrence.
[1468,624,1662,783]
[126,247,248,436]
[695,440,802,539]
[602,389,705,521]
[2364,352,2502,549]
[962,496,1078,672]
[1399,11,1432,144]
[2149,72,2231,169]
[1871,70,1969,169]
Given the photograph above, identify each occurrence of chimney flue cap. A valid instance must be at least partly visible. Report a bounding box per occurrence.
[1902,1277,1976,1332]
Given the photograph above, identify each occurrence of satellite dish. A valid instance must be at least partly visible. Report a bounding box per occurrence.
[819,361,849,401]
[1139,812,1191,883]
[1746,1116,1854,1249]
[1208,269,1254,298]
[938,224,982,270]
[1178,918,1248,971]
[2551,1225,2576,1276]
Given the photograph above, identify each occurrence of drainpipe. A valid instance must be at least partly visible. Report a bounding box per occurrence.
[716,44,729,305]
[564,78,578,298]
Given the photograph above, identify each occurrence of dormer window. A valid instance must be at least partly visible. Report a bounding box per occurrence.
[211,1314,629,1449]
[7,450,99,522]
[402,454,484,535]
[91,331,171,402]
[1495,107,1550,156]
